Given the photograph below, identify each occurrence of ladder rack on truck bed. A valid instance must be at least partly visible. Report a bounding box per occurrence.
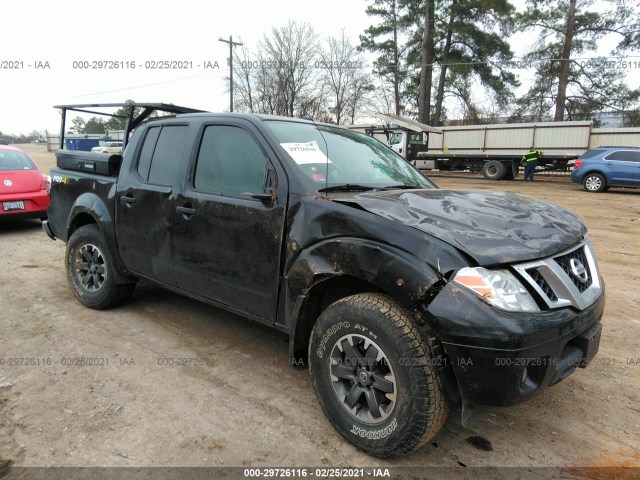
[54,102,206,150]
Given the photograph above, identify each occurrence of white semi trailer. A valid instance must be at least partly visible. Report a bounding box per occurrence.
[350,113,640,180]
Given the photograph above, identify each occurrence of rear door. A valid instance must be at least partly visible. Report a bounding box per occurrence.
[115,123,190,286]
[172,120,287,321]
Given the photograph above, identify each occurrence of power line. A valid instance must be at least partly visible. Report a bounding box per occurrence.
[380,55,640,69]
[64,71,220,99]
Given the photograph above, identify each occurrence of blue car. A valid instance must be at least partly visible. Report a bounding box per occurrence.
[571,146,640,192]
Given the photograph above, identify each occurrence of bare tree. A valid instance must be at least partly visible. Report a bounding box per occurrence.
[232,44,255,113]
[346,74,375,124]
[260,21,318,117]
[231,22,377,123]
[368,77,396,117]
[319,30,373,124]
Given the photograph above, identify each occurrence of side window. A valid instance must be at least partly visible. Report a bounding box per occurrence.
[607,151,638,162]
[148,126,188,186]
[389,132,403,145]
[580,149,605,159]
[137,127,160,180]
[194,125,268,196]
[409,133,423,144]
[137,125,188,186]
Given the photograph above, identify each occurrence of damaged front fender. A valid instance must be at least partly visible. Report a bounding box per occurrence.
[282,195,469,359]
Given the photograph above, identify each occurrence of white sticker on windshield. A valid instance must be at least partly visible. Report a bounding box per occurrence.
[280,141,331,164]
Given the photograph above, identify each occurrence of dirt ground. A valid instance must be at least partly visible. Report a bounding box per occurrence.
[1,145,639,472]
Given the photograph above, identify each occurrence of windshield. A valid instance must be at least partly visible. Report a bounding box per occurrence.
[0,150,35,171]
[265,121,434,190]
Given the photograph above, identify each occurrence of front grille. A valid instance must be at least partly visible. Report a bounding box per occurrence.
[513,240,602,311]
[554,247,593,292]
[527,268,558,301]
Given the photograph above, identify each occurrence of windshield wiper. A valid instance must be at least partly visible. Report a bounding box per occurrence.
[318,184,377,193]
[381,184,425,190]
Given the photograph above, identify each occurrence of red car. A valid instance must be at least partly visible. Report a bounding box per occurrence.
[0,145,50,220]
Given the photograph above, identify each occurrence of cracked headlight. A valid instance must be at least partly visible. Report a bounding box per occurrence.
[454,267,540,313]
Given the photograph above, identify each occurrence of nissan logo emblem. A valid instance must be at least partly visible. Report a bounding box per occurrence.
[3,179,11,187]
[569,258,589,284]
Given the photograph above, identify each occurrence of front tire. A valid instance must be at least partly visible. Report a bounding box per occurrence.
[309,293,449,458]
[66,224,135,309]
[583,173,606,192]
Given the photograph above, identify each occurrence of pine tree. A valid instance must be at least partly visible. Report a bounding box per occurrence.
[402,0,518,125]
[517,0,640,122]
[360,0,409,115]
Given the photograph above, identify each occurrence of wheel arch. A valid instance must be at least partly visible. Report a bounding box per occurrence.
[290,274,383,362]
[66,193,134,283]
[285,238,446,363]
[580,169,608,183]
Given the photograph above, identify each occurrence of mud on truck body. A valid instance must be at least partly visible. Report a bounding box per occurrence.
[44,103,605,458]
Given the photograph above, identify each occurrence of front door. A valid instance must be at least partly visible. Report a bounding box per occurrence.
[172,121,286,321]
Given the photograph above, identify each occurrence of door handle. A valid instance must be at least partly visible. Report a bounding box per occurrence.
[176,205,197,219]
[120,196,136,206]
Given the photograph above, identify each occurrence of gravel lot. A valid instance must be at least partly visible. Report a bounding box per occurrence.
[1,145,638,474]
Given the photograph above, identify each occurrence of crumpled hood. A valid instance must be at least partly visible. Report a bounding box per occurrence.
[336,189,586,265]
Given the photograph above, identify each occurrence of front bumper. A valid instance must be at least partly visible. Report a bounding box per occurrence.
[424,281,605,407]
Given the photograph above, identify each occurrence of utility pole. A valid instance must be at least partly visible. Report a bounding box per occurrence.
[218,35,243,112]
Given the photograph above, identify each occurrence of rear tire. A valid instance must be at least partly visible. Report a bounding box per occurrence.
[66,224,135,309]
[482,160,506,180]
[583,173,606,193]
[309,293,449,458]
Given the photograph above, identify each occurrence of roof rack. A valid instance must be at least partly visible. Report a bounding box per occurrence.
[594,145,640,148]
[54,102,207,150]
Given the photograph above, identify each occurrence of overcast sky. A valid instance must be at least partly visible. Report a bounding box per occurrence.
[1,0,636,135]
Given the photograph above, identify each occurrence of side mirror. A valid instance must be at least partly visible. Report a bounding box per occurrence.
[251,167,277,204]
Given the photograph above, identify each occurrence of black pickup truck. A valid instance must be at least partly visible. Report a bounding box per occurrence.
[44,103,605,458]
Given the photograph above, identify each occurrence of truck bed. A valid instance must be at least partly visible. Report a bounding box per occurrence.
[47,150,120,243]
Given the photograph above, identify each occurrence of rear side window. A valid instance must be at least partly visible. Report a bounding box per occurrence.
[137,125,188,186]
[0,151,35,170]
[580,149,605,159]
[137,127,160,180]
[605,150,640,162]
[194,125,267,196]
